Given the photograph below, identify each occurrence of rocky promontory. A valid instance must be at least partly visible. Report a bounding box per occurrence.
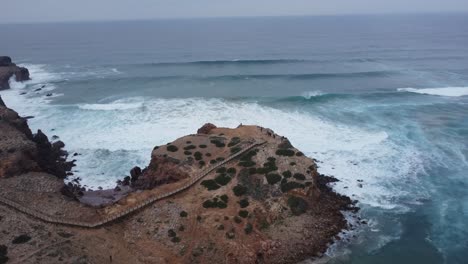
[0,56,30,90]
[0,93,357,263]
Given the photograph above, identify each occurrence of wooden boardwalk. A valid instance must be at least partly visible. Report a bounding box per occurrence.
[0,140,264,228]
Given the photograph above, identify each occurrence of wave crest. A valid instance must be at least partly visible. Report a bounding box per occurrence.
[397,87,468,97]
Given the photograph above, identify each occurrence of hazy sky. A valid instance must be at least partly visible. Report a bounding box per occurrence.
[2,0,468,23]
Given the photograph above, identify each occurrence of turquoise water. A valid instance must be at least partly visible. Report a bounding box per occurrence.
[1,14,467,263]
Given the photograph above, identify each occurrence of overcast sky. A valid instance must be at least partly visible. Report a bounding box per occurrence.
[2,0,468,23]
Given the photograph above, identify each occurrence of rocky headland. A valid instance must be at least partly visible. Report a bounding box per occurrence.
[0,56,30,90]
[0,63,359,264]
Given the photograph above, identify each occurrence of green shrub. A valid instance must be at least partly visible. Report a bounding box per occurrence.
[171,237,181,243]
[248,167,257,175]
[276,149,295,156]
[217,201,227,209]
[220,194,229,203]
[234,216,242,224]
[278,141,293,149]
[216,167,227,173]
[205,153,212,157]
[184,145,196,150]
[244,223,253,234]
[239,161,256,167]
[238,198,249,208]
[293,173,306,181]
[215,173,231,186]
[168,229,176,237]
[230,146,242,154]
[194,151,203,161]
[290,162,296,166]
[267,157,276,162]
[184,150,192,155]
[179,225,185,232]
[233,185,247,196]
[216,157,225,161]
[199,144,207,148]
[240,150,257,161]
[287,196,308,215]
[280,181,305,193]
[201,180,220,190]
[282,171,292,178]
[238,210,249,218]
[227,167,237,174]
[296,151,304,157]
[180,211,188,217]
[153,146,159,150]
[217,224,225,230]
[167,145,178,152]
[210,159,217,164]
[199,160,206,167]
[203,200,215,208]
[265,173,282,185]
[228,137,241,147]
[210,139,226,148]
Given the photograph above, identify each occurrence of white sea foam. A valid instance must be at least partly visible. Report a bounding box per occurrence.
[79,101,143,111]
[397,87,468,97]
[301,90,324,99]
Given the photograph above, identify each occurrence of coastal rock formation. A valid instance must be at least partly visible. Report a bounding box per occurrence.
[0,110,357,263]
[197,122,217,134]
[0,56,30,90]
[0,97,73,178]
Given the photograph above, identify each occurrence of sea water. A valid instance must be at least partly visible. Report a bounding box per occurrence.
[0,14,467,263]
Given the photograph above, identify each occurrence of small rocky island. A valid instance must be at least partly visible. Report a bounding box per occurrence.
[0,60,357,264]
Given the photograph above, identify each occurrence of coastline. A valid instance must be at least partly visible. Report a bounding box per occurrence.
[0,61,358,263]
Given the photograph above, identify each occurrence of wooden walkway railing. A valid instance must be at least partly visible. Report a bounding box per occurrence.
[0,140,264,228]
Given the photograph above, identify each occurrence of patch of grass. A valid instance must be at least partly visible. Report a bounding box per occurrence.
[184,145,196,150]
[238,210,249,218]
[238,198,249,208]
[239,161,256,167]
[199,144,207,148]
[276,149,295,156]
[201,180,220,190]
[230,146,242,154]
[227,167,236,174]
[167,145,178,152]
[184,150,192,155]
[232,184,247,196]
[280,181,305,193]
[180,211,188,217]
[293,173,306,181]
[282,171,292,178]
[265,173,282,185]
[244,223,253,234]
[215,173,232,186]
[287,196,308,215]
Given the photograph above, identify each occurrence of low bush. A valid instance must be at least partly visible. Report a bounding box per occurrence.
[167,145,179,152]
[233,184,247,196]
[186,141,192,144]
[194,151,203,161]
[210,139,226,148]
[238,198,249,208]
[293,173,306,181]
[210,159,217,164]
[227,167,237,174]
[234,216,242,224]
[205,153,212,157]
[282,171,292,178]
[230,146,242,154]
[290,162,296,166]
[265,173,282,185]
[199,144,207,148]
[184,145,196,150]
[215,173,232,186]
[168,229,176,237]
[199,160,206,167]
[180,211,188,217]
[220,194,229,203]
[238,210,249,218]
[216,167,227,173]
[201,180,220,191]
[179,225,185,232]
[244,223,253,234]
[228,137,241,147]
[217,224,225,230]
[171,237,181,243]
[276,149,295,156]
[287,196,308,215]
[239,161,256,167]
[184,150,192,155]
[216,157,225,161]
[280,181,305,193]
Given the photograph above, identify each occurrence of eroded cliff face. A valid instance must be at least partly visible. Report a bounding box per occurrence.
[0,96,73,178]
[0,56,30,90]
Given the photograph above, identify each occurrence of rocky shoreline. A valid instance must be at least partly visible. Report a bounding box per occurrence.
[0,61,359,264]
[0,56,30,90]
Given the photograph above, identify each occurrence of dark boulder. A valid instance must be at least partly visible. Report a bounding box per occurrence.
[0,57,30,90]
[130,166,142,182]
[14,67,30,82]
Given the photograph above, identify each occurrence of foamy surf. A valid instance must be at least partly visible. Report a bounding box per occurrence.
[397,87,468,97]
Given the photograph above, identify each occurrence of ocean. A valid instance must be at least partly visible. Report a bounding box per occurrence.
[1,13,467,263]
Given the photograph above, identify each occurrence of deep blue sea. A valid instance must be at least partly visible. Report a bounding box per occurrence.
[1,14,467,263]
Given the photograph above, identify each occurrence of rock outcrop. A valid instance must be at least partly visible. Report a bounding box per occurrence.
[197,122,217,134]
[0,97,73,178]
[0,56,30,90]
